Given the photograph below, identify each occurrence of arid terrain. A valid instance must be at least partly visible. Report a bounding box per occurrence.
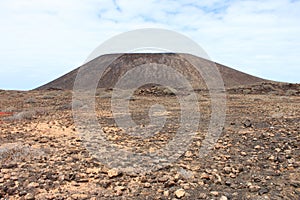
[0,54,299,199]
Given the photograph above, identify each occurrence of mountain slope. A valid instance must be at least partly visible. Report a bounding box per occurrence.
[36,53,268,90]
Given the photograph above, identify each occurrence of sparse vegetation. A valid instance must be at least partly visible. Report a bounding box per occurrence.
[0,88,299,199]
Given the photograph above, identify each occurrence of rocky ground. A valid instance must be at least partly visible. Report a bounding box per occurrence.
[0,84,299,200]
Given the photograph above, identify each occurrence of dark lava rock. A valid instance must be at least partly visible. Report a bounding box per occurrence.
[1,163,18,169]
[258,188,269,195]
[243,119,252,128]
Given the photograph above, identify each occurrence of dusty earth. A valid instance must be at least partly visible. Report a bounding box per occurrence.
[0,83,299,200]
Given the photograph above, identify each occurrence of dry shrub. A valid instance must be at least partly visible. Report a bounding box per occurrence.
[72,99,84,109]
[12,110,36,120]
[0,143,44,164]
[3,106,16,112]
[58,103,72,110]
[24,97,37,104]
[41,94,56,99]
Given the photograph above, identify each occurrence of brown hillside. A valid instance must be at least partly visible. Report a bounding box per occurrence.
[36,53,268,90]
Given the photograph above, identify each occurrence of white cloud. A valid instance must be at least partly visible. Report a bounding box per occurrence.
[0,0,299,89]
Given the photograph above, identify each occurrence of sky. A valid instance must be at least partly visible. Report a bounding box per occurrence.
[0,0,299,90]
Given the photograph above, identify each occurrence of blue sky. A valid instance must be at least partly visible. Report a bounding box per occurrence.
[0,0,299,90]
